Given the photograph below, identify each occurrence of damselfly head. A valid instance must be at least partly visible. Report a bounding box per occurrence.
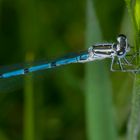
[116,34,130,58]
[117,34,126,42]
[111,35,139,72]
[117,34,130,50]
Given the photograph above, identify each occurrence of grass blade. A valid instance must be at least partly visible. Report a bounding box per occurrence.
[17,0,42,139]
[85,0,116,140]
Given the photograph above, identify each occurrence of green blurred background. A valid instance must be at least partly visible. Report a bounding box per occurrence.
[0,0,136,140]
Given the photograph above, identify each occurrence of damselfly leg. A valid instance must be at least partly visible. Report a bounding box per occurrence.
[110,57,124,71]
[110,52,139,72]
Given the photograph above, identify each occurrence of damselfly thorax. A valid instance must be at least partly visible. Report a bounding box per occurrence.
[80,34,138,72]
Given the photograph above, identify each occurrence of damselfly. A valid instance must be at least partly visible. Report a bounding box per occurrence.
[0,34,139,79]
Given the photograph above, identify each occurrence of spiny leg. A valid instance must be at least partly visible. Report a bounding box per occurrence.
[123,57,132,65]
[129,52,139,63]
[110,57,115,71]
[125,52,139,63]
[118,58,124,71]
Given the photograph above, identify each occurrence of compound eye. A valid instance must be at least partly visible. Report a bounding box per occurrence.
[118,51,123,55]
[117,50,125,57]
[117,34,126,43]
[117,37,121,43]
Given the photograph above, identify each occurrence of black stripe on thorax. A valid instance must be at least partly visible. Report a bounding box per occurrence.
[95,51,113,55]
[93,44,113,49]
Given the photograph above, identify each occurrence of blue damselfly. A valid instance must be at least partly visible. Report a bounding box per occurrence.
[0,34,138,79]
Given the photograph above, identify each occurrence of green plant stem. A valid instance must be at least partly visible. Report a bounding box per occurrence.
[125,0,140,140]
[24,73,35,140]
[17,0,41,139]
[127,75,140,140]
